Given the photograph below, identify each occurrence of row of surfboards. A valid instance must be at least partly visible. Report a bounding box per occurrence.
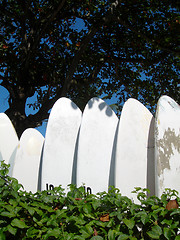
[0,95,179,201]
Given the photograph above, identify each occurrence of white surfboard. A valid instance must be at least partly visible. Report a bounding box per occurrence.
[40,97,82,192]
[12,128,44,192]
[155,95,180,197]
[76,97,118,194]
[0,113,19,176]
[114,98,155,201]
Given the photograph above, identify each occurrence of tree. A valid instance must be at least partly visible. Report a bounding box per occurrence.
[0,0,179,137]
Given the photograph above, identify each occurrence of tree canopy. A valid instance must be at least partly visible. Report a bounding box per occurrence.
[0,0,179,137]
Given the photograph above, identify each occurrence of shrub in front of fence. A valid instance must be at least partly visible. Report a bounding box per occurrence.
[0,161,180,240]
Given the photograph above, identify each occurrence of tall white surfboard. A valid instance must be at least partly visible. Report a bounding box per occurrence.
[114,98,155,201]
[0,113,19,176]
[76,97,118,194]
[12,128,44,192]
[40,97,82,192]
[155,95,180,197]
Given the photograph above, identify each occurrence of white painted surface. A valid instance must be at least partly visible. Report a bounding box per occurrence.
[76,97,118,194]
[0,113,19,176]
[12,128,44,192]
[114,98,155,201]
[40,97,82,192]
[155,95,180,197]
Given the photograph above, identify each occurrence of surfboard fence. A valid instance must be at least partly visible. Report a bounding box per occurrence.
[0,95,179,201]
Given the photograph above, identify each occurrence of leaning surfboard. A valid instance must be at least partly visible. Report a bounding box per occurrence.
[114,98,155,201]
[40,97,82,192]
[0,113,19,176]
[76,97,118,194]
[12,128,44,192]
[155,95,180,197]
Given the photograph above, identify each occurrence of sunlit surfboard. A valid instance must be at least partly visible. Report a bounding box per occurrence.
[12,128,44,192]
[155,95,180,197]
[0,113,19,176]
[76,97,118,194]
[114,98,155,201]
[40,97,82,192]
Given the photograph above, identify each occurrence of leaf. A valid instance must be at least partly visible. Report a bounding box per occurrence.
[27,206,35,216]
[80,225,93,238]
[108,229,116,240]
[11,218,28,229]
[74,235,86,240]
[67,216,86,225]
[161,219,172,225]
[170,208,180,216]
[100,214,109,222]
[83,204,92,214]
[135,211,148,224]
[107,218,114,228]
[123,218,135,229]
[1,211,16,218]
[117,233,129,240]
[163,227,172,240]
[0,232,6,240]
[90,237,104,240]
[92,200,100,210]
[175,236,180,240]
[166,199,179,210]
[0,178,5,186]
[47,219,59,227]
[129,237,137,240]
[0,231,6,240]
[11,178,22,191]
[147,225,162,239]
[44,228,61,239]
[7,225,17,235]
[11,190,19,199]
[9,199,18,207]
[26,227,40,238]
[85,225,93,235]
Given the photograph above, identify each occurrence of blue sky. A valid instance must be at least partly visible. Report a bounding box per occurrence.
[0,86,9,112]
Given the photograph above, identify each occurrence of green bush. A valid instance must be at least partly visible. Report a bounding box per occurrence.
[0,161,180,240]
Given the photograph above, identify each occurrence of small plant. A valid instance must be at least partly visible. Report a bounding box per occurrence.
[0,161,180,239]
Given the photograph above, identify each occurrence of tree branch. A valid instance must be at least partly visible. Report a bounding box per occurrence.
[60,26,98,96]
[90,64,104,82]
[47,0,67,23]
[24,0,67,67]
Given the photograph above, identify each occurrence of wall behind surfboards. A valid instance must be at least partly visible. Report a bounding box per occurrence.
[0,95,179,201]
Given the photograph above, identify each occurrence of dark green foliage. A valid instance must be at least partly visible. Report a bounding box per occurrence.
[0,1,179,137]
[0,161,180,239]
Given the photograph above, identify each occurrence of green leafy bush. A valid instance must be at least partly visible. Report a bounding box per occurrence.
[0,161,180,240]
